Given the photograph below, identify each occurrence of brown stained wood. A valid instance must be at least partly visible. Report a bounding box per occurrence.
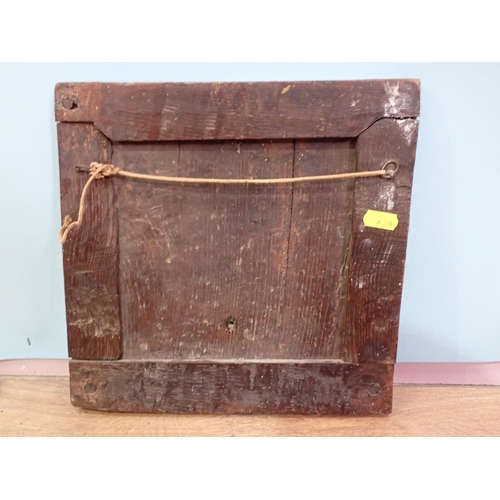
[55,80,421,415]
[112,142,180,356]
[279,140,356,359]
[58,123,121,360]
[54,80,420,141]
[68,360,393,415]
[3,377,499,436]
[116,141,294,360]
[344,118,419,363]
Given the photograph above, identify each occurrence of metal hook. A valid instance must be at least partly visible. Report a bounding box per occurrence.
[381,160,398,179]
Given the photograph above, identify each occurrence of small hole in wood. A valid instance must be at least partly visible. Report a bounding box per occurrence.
[84,383,97,394]
[62,96,79,110]
[368,383,380,396]
[226,317,237,333]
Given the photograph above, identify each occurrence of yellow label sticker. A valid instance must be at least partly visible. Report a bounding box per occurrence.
[363,210,399,231]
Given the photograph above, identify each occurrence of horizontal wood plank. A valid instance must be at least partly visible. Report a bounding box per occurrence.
[68,360,393,415]
[55,80,420,141]
[1,377,499,436]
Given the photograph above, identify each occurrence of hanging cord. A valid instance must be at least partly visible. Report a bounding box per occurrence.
[59,161,397,244]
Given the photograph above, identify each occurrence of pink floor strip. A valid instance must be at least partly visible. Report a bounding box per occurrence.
[394,362,500,386]
[1,360,500,385]
[0,359,70,377]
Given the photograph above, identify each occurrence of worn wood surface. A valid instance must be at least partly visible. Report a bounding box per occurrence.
[69,360,392,415]
[58,123,121,360]
[1,377,499,436]
[113,140,357,361]
[55,80,420,141]
[114,141,295,360]
[344,118,419,363]
[56,80,420,415]
[279,140,355,358]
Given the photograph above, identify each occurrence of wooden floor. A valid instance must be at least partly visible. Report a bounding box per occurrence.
[1,376,499,436]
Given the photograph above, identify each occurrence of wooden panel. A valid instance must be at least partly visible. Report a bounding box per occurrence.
[58,123,121,360]
[115,140,294,359]
[278,140,355,358]
[54,80,420,141]
[344,118,419,363]
[68,360,393,415]
[55,80,421,416]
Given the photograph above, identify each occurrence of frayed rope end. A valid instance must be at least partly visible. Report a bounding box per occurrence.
[59,163,120,244]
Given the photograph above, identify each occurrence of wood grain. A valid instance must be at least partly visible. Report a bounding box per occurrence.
[57,123,121,360]
[115,140,294,360]
[114,140,358,361]
[279,140,355,358]
[55,81,421,415]
[1,377,499,436]
[68,360,393,415]
[54,80,420,141]
[344,118,419,363]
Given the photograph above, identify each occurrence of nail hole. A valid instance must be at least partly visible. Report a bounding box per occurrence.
[84,383,97,394]
[226,317,237,332]
[368,383,380,395]
[62,96,79,110]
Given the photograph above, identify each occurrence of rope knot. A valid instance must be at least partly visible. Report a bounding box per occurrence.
[58,163,120,244]
[89,162,120,179]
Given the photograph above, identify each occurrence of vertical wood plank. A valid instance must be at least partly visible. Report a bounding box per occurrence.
[279,140,356,359]
[113,142,180,358]
[344,118,419,363]
[58,123,121,360]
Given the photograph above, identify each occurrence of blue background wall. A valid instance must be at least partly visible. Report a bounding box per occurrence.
[1,63,499,361]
